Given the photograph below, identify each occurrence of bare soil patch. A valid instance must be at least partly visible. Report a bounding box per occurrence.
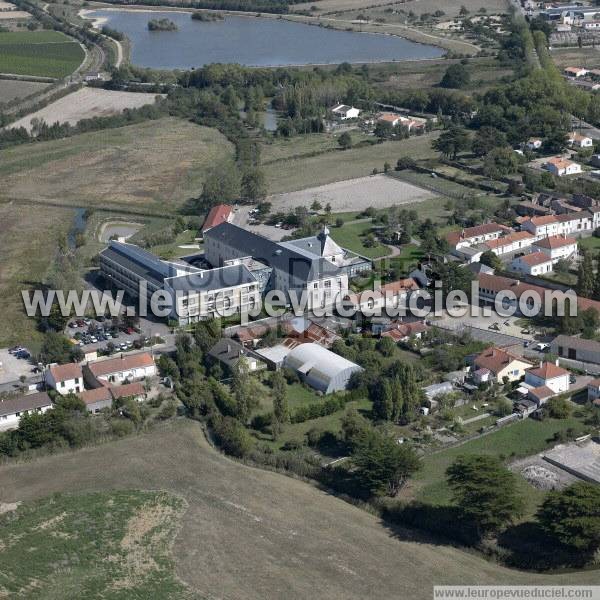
[8,87,160,132]
[269,173,435,212]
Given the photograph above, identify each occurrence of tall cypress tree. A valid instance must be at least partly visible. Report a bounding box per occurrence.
[577,250,594,298]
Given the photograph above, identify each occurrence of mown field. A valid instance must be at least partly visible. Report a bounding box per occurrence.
[0,78,50,104]
[0,490,189,599]
[0,118,234,209]
[0,30,84,78]
[263,132,439,194]
[0,420,597,600]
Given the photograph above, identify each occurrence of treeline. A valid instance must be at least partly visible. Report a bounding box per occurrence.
[0,100,168,149]
[101,25,126,41]
[96,0,298,14]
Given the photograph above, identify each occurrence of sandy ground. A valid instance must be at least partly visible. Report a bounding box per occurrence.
[0,11,30,18]
[0,349,36,385]
[0,420,598,600]
[9,87,160,132]
[268,174,435,213]
[0,79,49,104]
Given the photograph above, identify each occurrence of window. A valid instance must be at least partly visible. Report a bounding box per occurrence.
[60,381,65,388]
[313,283,318,289]
[568,348,576,360]
[324,280,331,289]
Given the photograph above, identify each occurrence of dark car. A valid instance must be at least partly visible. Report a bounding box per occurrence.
[569,374,577,384]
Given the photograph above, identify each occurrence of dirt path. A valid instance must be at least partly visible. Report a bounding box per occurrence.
[0,420,597,600]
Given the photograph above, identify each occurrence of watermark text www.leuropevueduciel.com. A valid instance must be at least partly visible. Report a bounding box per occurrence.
[21,279,579,323]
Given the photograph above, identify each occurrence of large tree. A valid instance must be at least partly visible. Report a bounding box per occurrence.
[440,63,470,89]
[577,250,595,298]
[352,429,421,496]
[271,371,289,440]
[446,455,524,536]
[537,482,600,556]
[432,126,471,160]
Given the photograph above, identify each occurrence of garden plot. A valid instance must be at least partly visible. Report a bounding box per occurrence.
[268,174,435,213]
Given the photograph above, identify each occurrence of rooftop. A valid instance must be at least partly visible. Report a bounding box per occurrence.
[86,352,154,378]
[202,204,232,233]
[0,392,52,418]
[474,347,531,375]
[516,252,553,266]
[527,361,569,380]
[49,362,83,382]
[534,235,577,249]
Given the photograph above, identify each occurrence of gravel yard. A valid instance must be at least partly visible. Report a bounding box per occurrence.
[268,174,435,213]
[9,87,161,132]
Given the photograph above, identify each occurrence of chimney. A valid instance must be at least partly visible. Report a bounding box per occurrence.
[539,360,543,369]
[556,358,560,366]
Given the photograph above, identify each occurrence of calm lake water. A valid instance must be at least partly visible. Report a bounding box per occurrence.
[88,10,444,69]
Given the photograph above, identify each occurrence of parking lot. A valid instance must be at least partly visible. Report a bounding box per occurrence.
[0,348,37,386]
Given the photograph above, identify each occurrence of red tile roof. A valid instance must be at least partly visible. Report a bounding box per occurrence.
[87,353,155,378]
[79,387,112,406]
[49,362,83,382]
[529,385,555,401]
[517,252,552,266]
[202,204,232,232]
[484,231,534,250]
[382,321,428,341]
[474,347,531,375]
[445,223,509,246]
[527,362,569,380]
[110,382,146,400]
[534,235,577,250]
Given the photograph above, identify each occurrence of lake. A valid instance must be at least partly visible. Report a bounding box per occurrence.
[86,10,444,69]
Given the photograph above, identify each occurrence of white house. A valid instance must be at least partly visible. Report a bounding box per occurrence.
[344,278,419,315]
[568,132,593,148]
[331,104,360,120]
[587,378,600,402]
[526,138,543,150]
[473,348,532,383]
[564,67,588,78]
[482,231,536,256]
[520,212,593,237]
[510,251,554,276]
[45,363,84,396]
[525,360,569,402]
[84,352,156,386]
[445,223,511,250]
[0,392,53,431]
[532,235,578,263]
[544,157,582,177]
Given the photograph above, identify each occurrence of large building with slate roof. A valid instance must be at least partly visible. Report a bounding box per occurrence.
[203,223,371,310]
[99,240,261,324]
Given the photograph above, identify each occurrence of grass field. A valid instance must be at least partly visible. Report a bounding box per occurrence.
[550,47,600,70]
[0,78,49,104]
[0,420,597,599]
[412,415,588,511]
[0,30,84,78]
[331,220,390,258]
[0,202,73,348]
[0,490,188,598]
[0,118,233,210]
[264,132,439,194]
[578,235,600,251]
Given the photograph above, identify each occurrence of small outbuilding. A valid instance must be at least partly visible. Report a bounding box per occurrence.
[284,343,362,394]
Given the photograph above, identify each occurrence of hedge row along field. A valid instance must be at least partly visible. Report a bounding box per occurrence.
[0,30,84,78]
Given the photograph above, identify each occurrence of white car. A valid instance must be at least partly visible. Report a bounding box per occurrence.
[534,343,550,352]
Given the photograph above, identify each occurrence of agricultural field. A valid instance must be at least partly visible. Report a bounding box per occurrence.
[376,56,514,93]
[268,174,435,213]
[550,47,600,71]
[0,490,188,598]
[0,420,597,599]
[263,132,439,194]
[0,78,50,104]
[293,0,509,17]
[0,202,73,348]
[0,31,84,78]
[0,118,233,210]
[9,88,162,132]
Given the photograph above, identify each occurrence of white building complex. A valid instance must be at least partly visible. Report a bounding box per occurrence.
[284,343,362,394]
[99,241,262,324]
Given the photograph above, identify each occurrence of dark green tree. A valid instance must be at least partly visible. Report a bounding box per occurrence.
[577,250,595,298]
[440,63,470,89]
[537,482,600,556]
[338,131,353,149]
[446,455,524,536]
[432,126,471,160]
[271,370,289,439]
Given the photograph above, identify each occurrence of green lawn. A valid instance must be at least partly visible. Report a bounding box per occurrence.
[578,236,600,251]
[264,133,439,194]
[0,31,84,78]
[0,490,187,598]
[413,415,588,512]
[331,221,389,259]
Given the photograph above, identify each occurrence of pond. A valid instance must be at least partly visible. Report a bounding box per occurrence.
[85,10,444,69]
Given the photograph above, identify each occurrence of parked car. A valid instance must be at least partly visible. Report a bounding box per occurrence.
[569,374,577,384]
[534,342,550,352]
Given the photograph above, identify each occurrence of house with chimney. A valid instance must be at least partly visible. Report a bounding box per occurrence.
[524,361,570,405]
[472,347,533,383]
[208,338,266,372]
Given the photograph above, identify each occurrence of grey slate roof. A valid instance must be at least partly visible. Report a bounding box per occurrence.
[165,264,257,292]
[552,335,600,352]
[0,392,52,418]
[205,222,339,283]
[100,244,167,289]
